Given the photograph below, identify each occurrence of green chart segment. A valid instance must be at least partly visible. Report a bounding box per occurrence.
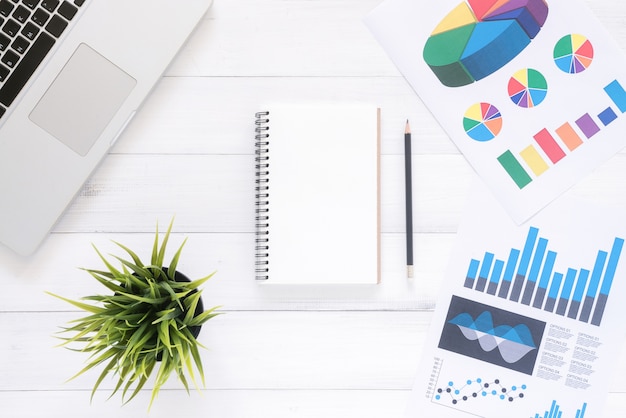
[423,0,549,87]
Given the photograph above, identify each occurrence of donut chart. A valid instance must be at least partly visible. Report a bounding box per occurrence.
[554,34,594,74]
[423,0,549,87]
[463,103,503,141]
[508,68,548,108]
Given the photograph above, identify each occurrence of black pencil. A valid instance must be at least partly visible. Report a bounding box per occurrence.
[404,120,414,278]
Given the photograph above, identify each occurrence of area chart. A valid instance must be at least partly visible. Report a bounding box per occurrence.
[423,0,549,87]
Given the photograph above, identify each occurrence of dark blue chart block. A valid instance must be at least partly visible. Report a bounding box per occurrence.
[598,107,617,126]
[591,294,609,327]
[533,287,547,309]
[544,272,563,313]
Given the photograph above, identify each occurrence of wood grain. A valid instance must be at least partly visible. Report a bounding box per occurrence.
[1,0,625,416]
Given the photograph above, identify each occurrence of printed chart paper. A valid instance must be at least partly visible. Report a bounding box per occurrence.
[365,0,626,223]
[404,181,626,417]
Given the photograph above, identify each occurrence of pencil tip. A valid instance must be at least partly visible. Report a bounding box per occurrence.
[405,120,411,134]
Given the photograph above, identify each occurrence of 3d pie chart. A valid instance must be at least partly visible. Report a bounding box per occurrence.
[423,0,549,87]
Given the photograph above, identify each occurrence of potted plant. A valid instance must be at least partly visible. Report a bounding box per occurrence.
[47,219,220,409]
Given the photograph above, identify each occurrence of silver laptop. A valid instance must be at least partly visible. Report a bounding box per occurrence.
[0,0,213,255]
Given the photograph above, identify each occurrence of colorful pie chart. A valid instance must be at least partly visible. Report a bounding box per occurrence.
[554,34,594,74]
[463,103,503,141]
[424,0,549,87]
[508,68,548,108]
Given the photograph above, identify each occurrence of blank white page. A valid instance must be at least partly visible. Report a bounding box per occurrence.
[260,104,380,284]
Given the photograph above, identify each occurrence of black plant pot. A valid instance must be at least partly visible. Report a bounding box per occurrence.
[150,269,204,361]
[165,269,204,340]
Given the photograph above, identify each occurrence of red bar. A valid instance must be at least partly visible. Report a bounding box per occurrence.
[534,128,566,163]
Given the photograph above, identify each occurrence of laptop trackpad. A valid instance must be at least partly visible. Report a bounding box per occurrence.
[30,43,137,156]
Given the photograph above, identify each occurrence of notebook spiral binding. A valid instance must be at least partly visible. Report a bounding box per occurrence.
[255,111,270,280]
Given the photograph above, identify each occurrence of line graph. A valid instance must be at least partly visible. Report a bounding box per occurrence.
[435,377,527,405]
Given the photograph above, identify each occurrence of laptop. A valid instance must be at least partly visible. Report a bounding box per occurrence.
[0,0,213,255]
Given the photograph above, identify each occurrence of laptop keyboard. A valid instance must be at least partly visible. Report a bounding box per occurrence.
[0,0,85,119]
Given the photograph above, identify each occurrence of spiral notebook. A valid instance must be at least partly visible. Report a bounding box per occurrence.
[255,104,381,284]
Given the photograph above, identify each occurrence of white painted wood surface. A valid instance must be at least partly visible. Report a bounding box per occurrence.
[1,0,626,416]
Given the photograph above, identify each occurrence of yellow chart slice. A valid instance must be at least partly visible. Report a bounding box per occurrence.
[431,2,478,36]
[571,33,588,51]
[512,68,528,86]
[464,102,484,121]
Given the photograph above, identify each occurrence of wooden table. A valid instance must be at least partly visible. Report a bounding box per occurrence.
[1,1,625,416]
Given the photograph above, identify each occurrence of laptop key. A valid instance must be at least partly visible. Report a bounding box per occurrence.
[45,14,66,37]
[0,63,9,81]
[0,31,54,107]
[22,0,40,9]
[57,1,76,20]
[12,4,30,23]
[0,32,9,50]
[0,1,14,18]
[40,0,57,13]
[21,20,38,39]
[12,35,29,53]
[1,49,19,67]
[2,17,20,36]
[31,7,49,26]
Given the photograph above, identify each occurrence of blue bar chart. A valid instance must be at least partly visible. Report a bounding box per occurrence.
[464,227,624,326]
[532,400,587,418]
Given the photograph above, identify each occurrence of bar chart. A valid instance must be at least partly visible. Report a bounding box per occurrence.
[463,226,624,326]
[498,78,626,189]
[532,400,587,418]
